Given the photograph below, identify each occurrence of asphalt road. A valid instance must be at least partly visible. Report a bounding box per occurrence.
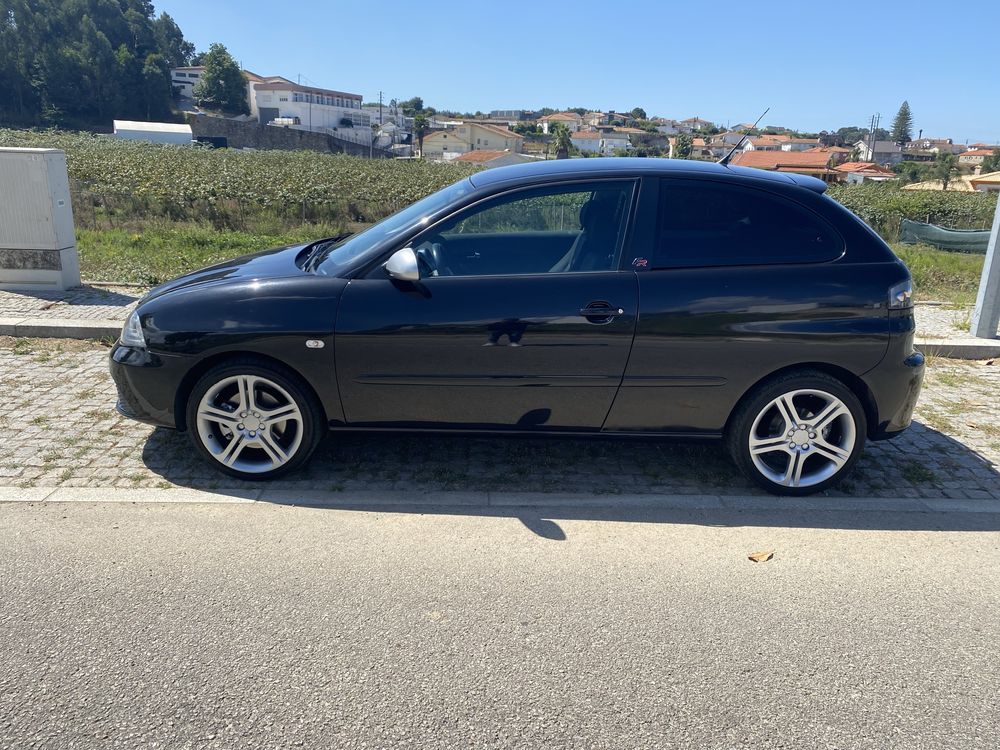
[2,501,999,749]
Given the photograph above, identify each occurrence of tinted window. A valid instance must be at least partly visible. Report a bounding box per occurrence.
[408,181,634,277]
[652,179,843,269]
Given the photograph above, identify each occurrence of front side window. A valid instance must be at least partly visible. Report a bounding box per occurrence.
[407,181,635,277]
[653,179,843,268]
[315,179,476,276]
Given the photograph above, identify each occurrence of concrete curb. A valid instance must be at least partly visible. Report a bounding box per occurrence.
[916,337,1000,359]
[0,316,120,340]
[1,486,998,514]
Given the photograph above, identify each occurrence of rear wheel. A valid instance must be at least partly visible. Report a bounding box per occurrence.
[727,371,866,496]
[185,358,324,480]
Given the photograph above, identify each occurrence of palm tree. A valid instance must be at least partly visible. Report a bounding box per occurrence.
[551,123,572,159]
[413,114,429,157]
[934,152,959,191]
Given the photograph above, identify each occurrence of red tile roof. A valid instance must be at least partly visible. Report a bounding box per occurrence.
[571,131,602,140]
[960,149,995,157]
[836,161,894,174]
[729,151,834,170]
[453,150,510,162]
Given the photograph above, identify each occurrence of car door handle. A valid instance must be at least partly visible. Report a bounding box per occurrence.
[579,302,625,322]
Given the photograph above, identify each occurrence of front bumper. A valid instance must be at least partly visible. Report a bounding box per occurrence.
[109,343,189,429]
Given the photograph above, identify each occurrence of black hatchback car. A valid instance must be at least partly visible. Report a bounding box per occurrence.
[110,158,923,495]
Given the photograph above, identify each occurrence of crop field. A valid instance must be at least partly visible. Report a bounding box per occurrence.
[0,128,994,298]
[0,128,479,230]
[827,182,997,240]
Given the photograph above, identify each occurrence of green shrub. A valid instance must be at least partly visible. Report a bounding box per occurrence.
[828,183,996,241]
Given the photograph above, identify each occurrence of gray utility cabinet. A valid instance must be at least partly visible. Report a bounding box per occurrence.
[0,147,81,290]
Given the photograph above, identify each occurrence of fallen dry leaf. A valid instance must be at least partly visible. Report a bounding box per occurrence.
[748,550,774,563]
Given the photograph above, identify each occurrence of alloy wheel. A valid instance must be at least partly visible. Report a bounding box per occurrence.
[195,374,304,473]
[747,388,857,489]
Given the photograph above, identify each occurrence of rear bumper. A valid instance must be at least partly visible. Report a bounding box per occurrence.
[109,343,188,429]
[864,333,925,441]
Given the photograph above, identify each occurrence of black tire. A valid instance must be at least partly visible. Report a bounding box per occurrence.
[726,370,867,496]
[184,356,325,480]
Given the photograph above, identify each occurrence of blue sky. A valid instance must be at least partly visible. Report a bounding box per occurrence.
[159,0,1000,143]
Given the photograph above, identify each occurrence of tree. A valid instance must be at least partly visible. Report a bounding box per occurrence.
[674,133,693,159]
[153,12,195,68]
[550,123,572,159]
[399,96,424,117]
[890,101,913,145]
[630,107,647,120]
[982,148,1000,174]
[933,151,959,190]
[193,43,249,115]
[141,53,172,120]
[412,114,429,156]
[0,0,195,128]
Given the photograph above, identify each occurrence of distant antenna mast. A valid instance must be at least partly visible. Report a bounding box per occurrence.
[718,107,770,166]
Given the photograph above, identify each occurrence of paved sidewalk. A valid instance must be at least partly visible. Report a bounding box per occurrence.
[0,337,997,502]
[0,285,141,339]
[0,284,141,320]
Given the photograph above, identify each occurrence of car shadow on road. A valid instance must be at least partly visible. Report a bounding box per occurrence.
[140,419,1000,537]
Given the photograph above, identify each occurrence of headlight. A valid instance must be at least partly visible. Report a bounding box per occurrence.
[121,310,146,348]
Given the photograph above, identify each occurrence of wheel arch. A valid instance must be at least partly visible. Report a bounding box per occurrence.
[725,362,879,439]
[173,351,327,432]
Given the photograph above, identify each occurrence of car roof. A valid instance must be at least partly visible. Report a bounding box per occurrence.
[468,157,828,194]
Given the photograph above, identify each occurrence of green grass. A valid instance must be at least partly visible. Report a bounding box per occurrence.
[74,226,984,306]
[77,223,347,285]
[890,243,984,306]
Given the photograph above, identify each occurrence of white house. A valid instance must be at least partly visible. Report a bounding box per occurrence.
[113,120,193,145]
[251,81,365,130]
[854,140,904,166]
[780,138,822,152]
[169,66,204,98]
[538,112,583,134]
[420,122,524,159]
[171,66,369,138]
[571,130,630,156]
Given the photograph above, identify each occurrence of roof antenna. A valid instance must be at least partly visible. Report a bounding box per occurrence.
[718,107,770,166]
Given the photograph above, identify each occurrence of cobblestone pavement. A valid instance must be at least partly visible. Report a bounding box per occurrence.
[0,337,997,500]
[0,285,141,321]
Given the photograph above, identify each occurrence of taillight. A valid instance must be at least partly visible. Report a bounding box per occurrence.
[889,279,913,309]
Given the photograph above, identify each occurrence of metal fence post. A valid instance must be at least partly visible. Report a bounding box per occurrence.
[971,198,1000,339]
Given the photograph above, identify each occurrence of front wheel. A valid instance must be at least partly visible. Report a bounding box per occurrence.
[727,371,867,496]
[185,358,324,480]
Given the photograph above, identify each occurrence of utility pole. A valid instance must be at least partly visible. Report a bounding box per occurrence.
[971,200,1000,338]
[379,90,383,125]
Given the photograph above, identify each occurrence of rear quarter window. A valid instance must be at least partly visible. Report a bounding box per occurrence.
[652,178,844,269]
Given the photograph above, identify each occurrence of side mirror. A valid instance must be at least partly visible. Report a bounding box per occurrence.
[384,247,420,282]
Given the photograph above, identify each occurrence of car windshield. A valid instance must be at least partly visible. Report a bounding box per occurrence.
[313,178,475,275]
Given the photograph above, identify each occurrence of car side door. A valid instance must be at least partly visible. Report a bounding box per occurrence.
[334,179,641,431]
